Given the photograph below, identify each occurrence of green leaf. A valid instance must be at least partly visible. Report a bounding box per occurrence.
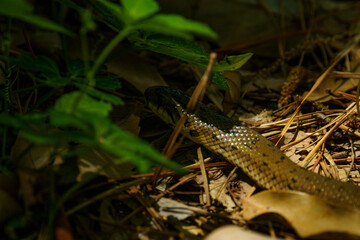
[136,22,193,40]
[1,0,32,15]
[140,14,217,39]
[1,106,183,174]
[216,53,253,71]
[54,0,84,12]
[67,59,107,77]
[67,60,122,90]
[0,0,74,36]
[75,84,124,105]
[20,131,59,145]
[49,110,87,130]
[0,114,31,130]
[91,0,125,31]
[0,113,59,144]
[131,34,252,71]
[131,34,207,64]
[101,124,185,173]
[51,109,184,173]
[95,76,122,90]
[34,76,70,88]
[212,72,229,91]
[121,0,159,21]
[0,113,48,130]
[67,59,85,77]
[97,0,125,20]
[54,91,112,117]
[10,54,60,78]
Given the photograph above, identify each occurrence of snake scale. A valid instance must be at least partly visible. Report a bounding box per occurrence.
[145,86,360,209]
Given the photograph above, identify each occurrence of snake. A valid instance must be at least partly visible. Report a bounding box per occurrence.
[145,86,360,209]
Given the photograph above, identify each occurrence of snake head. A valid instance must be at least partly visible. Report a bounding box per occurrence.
[145,86,189,126]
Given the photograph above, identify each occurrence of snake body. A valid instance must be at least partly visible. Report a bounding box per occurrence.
[145,86,360,208]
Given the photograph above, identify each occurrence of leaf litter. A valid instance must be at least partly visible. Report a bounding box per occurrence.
[3,0,360,239]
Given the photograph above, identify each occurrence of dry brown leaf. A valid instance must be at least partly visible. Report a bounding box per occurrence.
[304,76,357,102]
[238,110,274,125]
[110,103,141,136]
[11,136,65,208]
[182,225,205,236]
[205,225,281,240]
[11,136,58,169]
[242,190,360,238]
[283,131,313,164]
[77,149,135,181]
[106,52,167,94]
[222,71,242,114]
[157,198,206,220]
[305,47,360,102]
[117,113,141,136]
[208,174,236,211]
[10,26,62,57]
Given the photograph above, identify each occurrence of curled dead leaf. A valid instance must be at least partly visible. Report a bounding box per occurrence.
[242,190,360,238]
[205,225,281,240]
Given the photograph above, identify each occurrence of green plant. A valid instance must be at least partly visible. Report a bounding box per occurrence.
[1,0,252,171]
[0,0,252,237]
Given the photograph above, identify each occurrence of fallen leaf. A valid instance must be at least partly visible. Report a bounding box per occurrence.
[110,103,141,136]
[182,225,205,236]
[305,46,360,102]
[208,174,236,211]
[77,149,135,181]
[11,136,64,208]
[304,76,357,102]
[222,71,242,114]
[157,197,206,220]
[106,52,167,94]
[11,136,57,169]
[242,190,360,238]
[238,110,274,125]
[282,131,312,164]
[205,225,281,240]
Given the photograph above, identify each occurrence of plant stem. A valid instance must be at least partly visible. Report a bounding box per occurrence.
[87,26,132,86]
[1,18,12,159]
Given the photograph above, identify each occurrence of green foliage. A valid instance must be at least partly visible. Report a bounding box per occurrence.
[137,14,218,40]
[130,34,252,89]
[0,0,253,189]
[121,0,159,22]
[54,91,112,117]
[95,0,217,40]
[0,0,252,174]
[10,54,60,78]
[131,34,252,71]
[0,0,74,36]
[0,0,254,236]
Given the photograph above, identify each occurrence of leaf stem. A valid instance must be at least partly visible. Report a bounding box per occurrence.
[87,26,132,86]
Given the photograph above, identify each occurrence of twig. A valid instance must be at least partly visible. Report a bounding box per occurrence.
[197,147,211,207]
[152,52,218,188]
[275,35,360,146]
[301,103,357,167]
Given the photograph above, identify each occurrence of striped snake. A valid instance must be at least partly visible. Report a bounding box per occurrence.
[145,86,360,209]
